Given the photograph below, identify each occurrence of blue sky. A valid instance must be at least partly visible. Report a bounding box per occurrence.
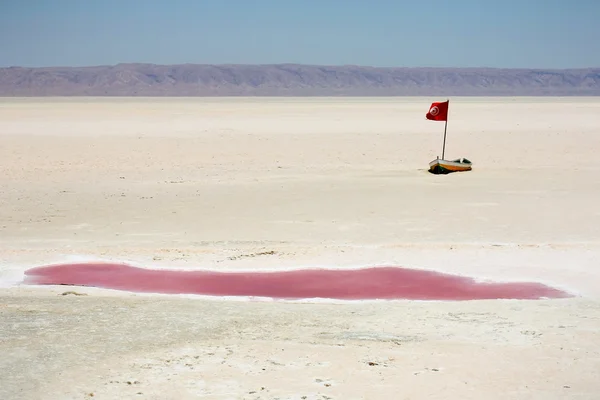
[1,0,598,68]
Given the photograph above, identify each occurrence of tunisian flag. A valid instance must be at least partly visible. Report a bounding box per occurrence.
[426,100,449,121]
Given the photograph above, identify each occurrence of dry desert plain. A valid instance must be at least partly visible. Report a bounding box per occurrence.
[1,97,600,399]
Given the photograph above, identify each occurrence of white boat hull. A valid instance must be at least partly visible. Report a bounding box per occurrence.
[428,157,472,174]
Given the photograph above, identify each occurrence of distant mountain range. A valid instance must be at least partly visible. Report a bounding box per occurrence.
[1,63,599,96]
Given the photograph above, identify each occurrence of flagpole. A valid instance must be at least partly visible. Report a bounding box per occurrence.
[441,99,449,159]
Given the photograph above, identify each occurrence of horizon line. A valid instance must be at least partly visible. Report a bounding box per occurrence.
[2,62,599,71]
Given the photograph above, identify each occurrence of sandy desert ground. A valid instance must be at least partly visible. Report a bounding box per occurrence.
[1,97,600,399]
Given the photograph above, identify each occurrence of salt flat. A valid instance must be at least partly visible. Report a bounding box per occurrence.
[1,97,599,399]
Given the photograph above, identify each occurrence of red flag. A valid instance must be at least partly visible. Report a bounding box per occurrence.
[426,100,449,121]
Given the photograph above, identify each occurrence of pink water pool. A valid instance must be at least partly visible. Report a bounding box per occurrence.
[23,262,572,301]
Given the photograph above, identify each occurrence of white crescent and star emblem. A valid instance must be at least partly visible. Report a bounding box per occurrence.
[429,106,440,116]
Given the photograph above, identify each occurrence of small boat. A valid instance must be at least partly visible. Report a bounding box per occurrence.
[425,99,473,175]
[428,157,472,174]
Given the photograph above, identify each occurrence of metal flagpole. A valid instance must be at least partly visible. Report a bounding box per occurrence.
[441,99,449,159]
